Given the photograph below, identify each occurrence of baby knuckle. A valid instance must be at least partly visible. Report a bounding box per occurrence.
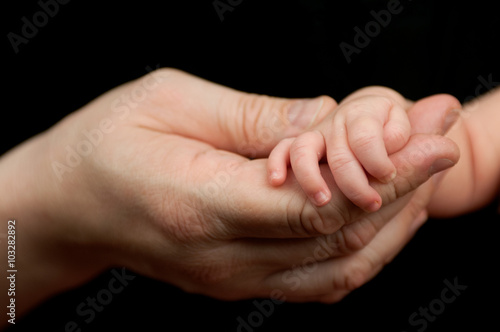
[350,95,393,113]
[290,134,313,152]
[374,95,394,110]
[352,86,401,100]
[352,131,378,151]
[386,123,410,144]
[328,150,356,173]
[149,67,185,82]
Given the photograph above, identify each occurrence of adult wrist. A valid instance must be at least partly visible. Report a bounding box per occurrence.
[0,131,109,318]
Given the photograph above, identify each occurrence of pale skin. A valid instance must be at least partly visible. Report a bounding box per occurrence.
[0,69,463,327]
[268,91,413,211]
[427,87,500,217]
[268,85,500,217]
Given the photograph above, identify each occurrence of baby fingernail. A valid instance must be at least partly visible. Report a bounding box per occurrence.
[313,191,329,206]
[269,171,281,185]
[383,170,397,183]
[270,171,279,180]
[367,201,381,212]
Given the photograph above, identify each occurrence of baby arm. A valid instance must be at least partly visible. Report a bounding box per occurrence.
[428,88,500,217]
[268,94,410,212]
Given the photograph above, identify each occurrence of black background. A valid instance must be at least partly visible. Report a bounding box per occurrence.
[3,0,499,331]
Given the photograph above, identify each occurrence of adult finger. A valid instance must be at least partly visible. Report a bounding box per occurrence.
[316,184,433,303]
[260,180,434,301]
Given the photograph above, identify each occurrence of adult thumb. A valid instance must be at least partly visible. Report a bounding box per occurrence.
[144,68,336,158]
[228,93,337,158]
[407,94,461,136]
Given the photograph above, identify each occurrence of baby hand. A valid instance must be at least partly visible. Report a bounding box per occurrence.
[268,94,411,211]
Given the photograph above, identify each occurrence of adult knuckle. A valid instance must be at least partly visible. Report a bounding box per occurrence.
[289,201,328,236]
[404,198,427,222]
[344,267,371,292]
[143,67,178,89]
[180,254,239,289]
[378,176,400,203]
[236,94,276,147]
[137,67,185,105]
[337,259,374,292]
[161,202,209,242]
[294,201,347,236]
[331,228,365,255]
[296,203,326,235]
[190,261,232,286]
[318,95,339,115]
[163,190,227,243]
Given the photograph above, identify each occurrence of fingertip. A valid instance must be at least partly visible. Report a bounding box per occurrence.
[268,170,286,186]
[380,168,397,184]
[365,199,382,212]
[367,161,397,184]
[355,190,382,212]
[312,190,331,207]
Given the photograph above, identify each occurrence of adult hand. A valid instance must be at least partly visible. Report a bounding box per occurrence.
[0,69,459,320]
